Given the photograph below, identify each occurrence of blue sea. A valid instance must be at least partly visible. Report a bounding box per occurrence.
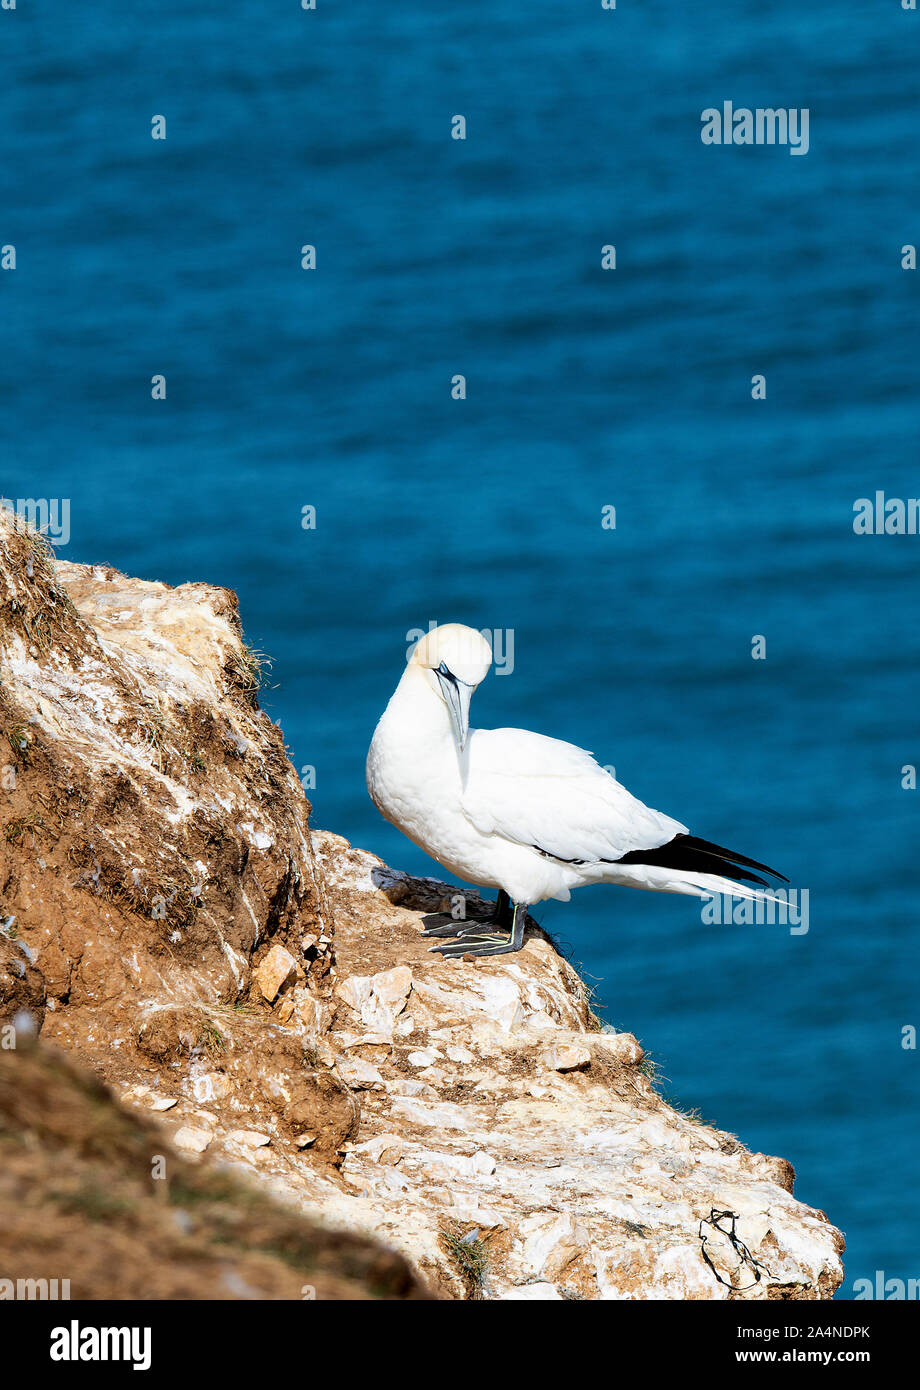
[3,1,918,1297]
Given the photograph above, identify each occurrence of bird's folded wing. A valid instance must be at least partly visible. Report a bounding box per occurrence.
[461,727,687,864]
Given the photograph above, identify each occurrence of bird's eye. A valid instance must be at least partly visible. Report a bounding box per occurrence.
[438,661,452,678]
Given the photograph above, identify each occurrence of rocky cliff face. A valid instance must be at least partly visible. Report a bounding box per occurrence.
[0,510,844,1300]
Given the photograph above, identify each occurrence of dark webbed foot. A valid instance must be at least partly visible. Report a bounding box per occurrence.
[430,929,519,958]
[421,888,513,939]
[420,916,477,939]
[430,902,527,960]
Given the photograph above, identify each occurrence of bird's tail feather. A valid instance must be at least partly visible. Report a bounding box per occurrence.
[650,869,788,907]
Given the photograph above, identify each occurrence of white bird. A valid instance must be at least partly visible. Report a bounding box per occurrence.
[366,624,786,959]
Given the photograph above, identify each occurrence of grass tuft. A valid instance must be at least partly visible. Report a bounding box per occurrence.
[196,1020,226,1056]
[441,1228,489,1298]
[4,811,42,846]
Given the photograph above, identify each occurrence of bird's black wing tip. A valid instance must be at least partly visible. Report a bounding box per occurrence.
[616,832,788,887]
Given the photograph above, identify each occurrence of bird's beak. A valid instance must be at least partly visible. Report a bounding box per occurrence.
[436,670,473,753]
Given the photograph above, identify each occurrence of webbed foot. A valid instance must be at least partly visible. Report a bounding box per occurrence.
[429,929,519,958]
[421,888,512,938]
[430,901,528,959]
[420,915,480,939]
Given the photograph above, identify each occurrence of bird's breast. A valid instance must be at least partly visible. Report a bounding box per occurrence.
[366,708,484,868]
[367,706,454,823]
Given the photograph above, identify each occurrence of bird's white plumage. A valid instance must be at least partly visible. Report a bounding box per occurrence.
[462,727,685,865]
[366,624,779,914]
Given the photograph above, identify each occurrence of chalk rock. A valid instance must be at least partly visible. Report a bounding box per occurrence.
[541,1041,591,1072]
[227,1129,272,1148]
[192,1071,233,1104]
[407,1048,441,1068]
[254,944,298,1002]
[519,1213,589,1279]
[146,1094,178,1112]
[173,1126,212,1154]
[594,1031,644,1066]
[351,1133,406,1165]
[335,966,413,1035]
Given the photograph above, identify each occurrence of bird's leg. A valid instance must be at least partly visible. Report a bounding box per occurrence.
[488,889,513,928]
[429,901,528,959]
[421,888,513,938]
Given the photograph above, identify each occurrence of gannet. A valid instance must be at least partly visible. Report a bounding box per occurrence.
[366,624,786,959]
